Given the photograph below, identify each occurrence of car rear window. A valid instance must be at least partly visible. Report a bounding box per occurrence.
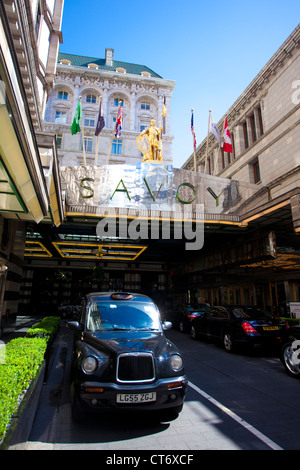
[86,299,161,332]
[232,307,273,319]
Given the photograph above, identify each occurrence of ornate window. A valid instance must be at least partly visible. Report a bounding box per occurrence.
[55,111,67,124]
[57,91,68,100]
[141,102,150,110]
[84,114,96,127]
[86,94,96,103]
[112,139,122,155]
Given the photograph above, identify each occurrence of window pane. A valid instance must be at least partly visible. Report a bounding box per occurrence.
[81,137,93,152]
[250,114,257,142]
[257,105,264,135]
[84,116,95,127]
[114,98,123,106]
[243,122,249,149]
[141,102,150,110]
[57,91,68,100]
[86,95,96,103]
[55,111,67,124]
[112,139,122,155]
[56,134,62,149]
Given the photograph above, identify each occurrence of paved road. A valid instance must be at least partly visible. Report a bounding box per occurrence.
[9,322,300,451]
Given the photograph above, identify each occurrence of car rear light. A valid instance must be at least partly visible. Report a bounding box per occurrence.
[187,313,197,320]
[285,321,290,329]
[241,322,258,334]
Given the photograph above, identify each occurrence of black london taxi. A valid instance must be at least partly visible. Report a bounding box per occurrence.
[67,292,188,421]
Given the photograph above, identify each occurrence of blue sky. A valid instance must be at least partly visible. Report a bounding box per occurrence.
[60,0,299,168]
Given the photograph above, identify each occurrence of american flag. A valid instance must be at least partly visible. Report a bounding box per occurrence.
[191,110,197,150]
[115,104,122,138]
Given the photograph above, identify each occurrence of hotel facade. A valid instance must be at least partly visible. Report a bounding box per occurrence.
[0,2,299,334]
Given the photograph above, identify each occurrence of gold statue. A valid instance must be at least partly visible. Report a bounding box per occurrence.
[136,119,163,162]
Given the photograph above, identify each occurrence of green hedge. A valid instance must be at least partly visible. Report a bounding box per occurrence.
[26,316,60,340]
[0,316,60,442]
[280,317,300,327]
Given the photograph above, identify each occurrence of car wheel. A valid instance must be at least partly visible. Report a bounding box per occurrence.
[223,332,235,352]
[281,341,300,378]
[191,325,198,340]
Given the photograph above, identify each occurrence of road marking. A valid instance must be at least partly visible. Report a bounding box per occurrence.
[188,381,283,450]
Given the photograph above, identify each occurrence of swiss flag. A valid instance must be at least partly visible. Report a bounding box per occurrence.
[222,117,233,153]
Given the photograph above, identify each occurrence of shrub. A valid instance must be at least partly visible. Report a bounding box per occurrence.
[26,316,60,340]
[280,317,300,327]
[0,316,60,442]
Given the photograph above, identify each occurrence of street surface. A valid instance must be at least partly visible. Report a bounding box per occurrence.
[9,322,300,451]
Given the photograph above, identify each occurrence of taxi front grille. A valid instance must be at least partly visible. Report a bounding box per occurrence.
[117,353,155,383]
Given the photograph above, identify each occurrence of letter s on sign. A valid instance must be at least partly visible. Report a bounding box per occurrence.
[80,177,94,198]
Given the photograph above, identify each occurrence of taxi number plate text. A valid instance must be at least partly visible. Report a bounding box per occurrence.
[263,326,279,330]
[116,392,156,403]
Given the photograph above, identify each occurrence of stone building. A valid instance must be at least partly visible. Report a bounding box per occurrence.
[0,0,64,333]
[180,24,300,314]
[44,49,175,166]
[1,3,299,327]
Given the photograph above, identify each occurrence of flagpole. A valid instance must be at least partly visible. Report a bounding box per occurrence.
[214,117,225,175]
[106,100,121,165]
[94,96,102,166]
[159,98,166,161]
[213,144,221,175]
[79,96,86,165]
[106,129,116,165]
[95,136,99,166]
[204,110,211,174]
[191,109,197,172]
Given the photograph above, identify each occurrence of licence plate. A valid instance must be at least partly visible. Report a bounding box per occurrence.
[116,392,156,404]
[263,326,279,331]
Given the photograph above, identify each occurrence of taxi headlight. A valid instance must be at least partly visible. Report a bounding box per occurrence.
[82,356,98,374]
[170,354,183,371]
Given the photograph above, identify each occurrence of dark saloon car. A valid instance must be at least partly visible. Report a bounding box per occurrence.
[178,306,208,333]
[167,303,208,332]
[280,326,300,378]
[190,305,289,352]
[68,292,188,421]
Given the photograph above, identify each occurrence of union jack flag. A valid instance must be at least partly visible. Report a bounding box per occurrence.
[115,104,122,138]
